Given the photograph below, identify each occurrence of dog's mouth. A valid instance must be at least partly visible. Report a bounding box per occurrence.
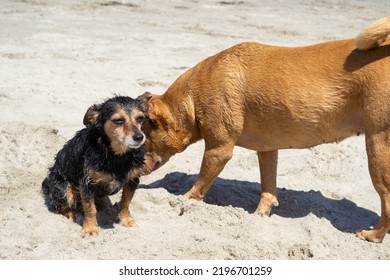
[110,137,145,156]
[150,155,164,172]
[124,136,145,149]
[152,159,162,171]
[140,153,163,175]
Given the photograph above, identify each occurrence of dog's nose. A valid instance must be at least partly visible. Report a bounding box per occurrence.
[133,133,144,142]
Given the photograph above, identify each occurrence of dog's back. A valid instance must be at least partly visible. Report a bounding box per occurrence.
[163,29,390,152]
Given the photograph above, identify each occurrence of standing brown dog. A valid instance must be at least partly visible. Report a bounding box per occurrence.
[142,16,390,243]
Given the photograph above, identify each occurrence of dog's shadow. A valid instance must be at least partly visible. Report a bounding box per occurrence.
[140,172,380,234]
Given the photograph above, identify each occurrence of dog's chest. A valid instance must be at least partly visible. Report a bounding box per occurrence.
[95,180,123,196]
[88,169,131,196]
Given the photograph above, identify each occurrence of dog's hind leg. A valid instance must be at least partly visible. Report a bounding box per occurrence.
[42,175,80,220]
[255,151,279,216]
[60,207,80,222]
[117,180,138,227]
[59,183,82,221]
[357,132,390,242]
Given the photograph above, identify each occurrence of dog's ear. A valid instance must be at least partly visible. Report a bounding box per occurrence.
[136,92,154,112]
[140,91,153,101]
[145,100,158,124]
[140,92,173,129]
[83,104,101,126]
[145,98,174,130]
[140,92,158,123]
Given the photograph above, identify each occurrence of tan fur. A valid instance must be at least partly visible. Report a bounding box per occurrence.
[87,157,155,187]
[103,108,146,155]
[143,16,390,243]
[58,184,79,221]
[117,184,137,227]
[87,169,115,184]
[65,183,77,209]
[80,187,99,236]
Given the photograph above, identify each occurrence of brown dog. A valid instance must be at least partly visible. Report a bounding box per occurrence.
[142,16,390,243]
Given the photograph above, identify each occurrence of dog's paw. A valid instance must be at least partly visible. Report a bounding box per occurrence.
[255,196,279,217]
[117,211,137,227]
[118,215,137,227]
[356,229,384,243]
[183,190,204,200]
[255,207,272,217]
[81,226,99,237]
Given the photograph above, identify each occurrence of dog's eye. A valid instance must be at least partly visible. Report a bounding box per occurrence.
[136,116,145,123]
[112,118,124,124]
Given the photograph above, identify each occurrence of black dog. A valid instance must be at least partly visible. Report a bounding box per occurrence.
[42,95,154,236]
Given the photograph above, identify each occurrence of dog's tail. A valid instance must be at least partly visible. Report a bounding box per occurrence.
[355,16,390,50]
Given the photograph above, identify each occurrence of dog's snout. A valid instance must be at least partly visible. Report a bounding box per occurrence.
[133,133,144,142]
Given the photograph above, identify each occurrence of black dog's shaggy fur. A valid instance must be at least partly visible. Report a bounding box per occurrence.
[42,95,151,236]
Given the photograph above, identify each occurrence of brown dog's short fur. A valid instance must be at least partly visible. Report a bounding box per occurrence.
[142,16,390,243]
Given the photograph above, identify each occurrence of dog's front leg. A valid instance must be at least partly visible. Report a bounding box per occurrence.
[80,184,99,237]
[184,142,234,200]
[255,151,279,216]
[117,180,137,227]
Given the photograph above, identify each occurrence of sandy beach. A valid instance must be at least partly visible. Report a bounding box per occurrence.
[1,0,390,260]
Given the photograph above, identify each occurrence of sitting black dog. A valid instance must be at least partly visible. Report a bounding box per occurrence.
[42,95,155,236]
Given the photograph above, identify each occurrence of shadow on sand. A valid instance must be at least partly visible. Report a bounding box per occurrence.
[141,172,381,234]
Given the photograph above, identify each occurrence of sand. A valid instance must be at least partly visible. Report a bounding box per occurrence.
[1,0,390,260]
